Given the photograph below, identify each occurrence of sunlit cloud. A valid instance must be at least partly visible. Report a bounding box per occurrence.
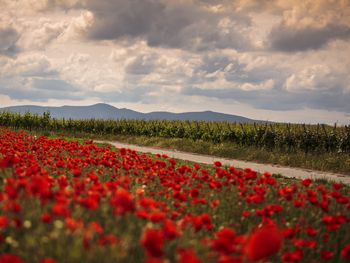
[0,0,349,124]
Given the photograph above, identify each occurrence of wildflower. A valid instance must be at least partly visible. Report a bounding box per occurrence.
[320,250,333,261]
[214,161,222,167]
[243,222,283,262]
[140,228,164,258]
[177,248,201,263]
[341,244,350,260]
[110,188,135,215]
[0,254,23,263]
[0,216,8,229]
[281,250,303,262]
[40,259,57,263]
[301,179,312,187]
[163,219,179,240]
[212,227,237,255]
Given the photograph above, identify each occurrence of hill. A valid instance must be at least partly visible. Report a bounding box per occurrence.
[0,103,262,123]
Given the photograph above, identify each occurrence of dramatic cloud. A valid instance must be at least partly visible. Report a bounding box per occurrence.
[0,0,350,124]
[284,64,343,92]
[269,24,350,52]
[262,0,350,52]
[0,52,82,102]
[18,19,67,50]
[0,77,83,102]
[85,0,252,51]
[0,27,20,56]
[0,53,57,77]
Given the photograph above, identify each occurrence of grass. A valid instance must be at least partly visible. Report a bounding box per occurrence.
[38,130,350,175]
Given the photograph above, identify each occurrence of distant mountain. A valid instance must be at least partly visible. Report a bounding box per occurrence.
[0,103,264,123]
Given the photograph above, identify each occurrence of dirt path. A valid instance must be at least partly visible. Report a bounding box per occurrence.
[95,140,350,185]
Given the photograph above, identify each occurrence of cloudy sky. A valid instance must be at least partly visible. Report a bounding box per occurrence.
[1,0,350,124]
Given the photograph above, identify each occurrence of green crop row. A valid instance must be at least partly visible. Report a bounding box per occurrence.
[0,111,349,153]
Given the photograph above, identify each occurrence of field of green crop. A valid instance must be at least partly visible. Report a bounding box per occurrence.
[1,111,349,154]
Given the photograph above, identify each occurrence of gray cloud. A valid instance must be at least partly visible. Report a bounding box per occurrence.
[197,54,232,74]
[87,0,164,40]
[0,53,81,102]
[190,52,285,87]
[125,53,160,75]
[269,24,350,52]
[0,28,20,56]
[183,86,296,111]
[89,85,154,104]
[0,79,83,102]
[183,84,350,112]
[114,45,350,114]
[85,0,252,51]
[31,78,79,92]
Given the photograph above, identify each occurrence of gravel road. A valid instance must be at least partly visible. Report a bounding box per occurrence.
[95,140,350,185]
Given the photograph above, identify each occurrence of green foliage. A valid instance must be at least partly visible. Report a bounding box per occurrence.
[0,111,349,154]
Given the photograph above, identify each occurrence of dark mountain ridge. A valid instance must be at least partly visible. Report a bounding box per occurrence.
[0,103,264,123]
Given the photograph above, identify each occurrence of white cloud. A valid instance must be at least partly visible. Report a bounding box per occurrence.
[241,79,274,91]
[17,19,67,50]
[285,65,334,92]
[0,0,49,15]
[0,53,56,77]
[59,10,94,41]
[58,51,123,93]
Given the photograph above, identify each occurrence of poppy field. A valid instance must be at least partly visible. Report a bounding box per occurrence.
[0,128,349,263]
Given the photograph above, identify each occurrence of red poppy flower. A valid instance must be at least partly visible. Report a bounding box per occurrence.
[0,216,8,229]
[281,250,303,262]
[243,222,283,262]
[41,213,52,224]
[341,244,350,260]
[0,254,23,263]
[301,179,312,187]
[110,188,135,215]
[40,259,57,263]
[177,248,201,263]
[140,228,164,258]
[214,161,222,167]
[320,250,333,261]
[163,219,179,240]
[212,227,237,255]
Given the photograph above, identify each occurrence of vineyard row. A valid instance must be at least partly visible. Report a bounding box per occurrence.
[0,111,349,153]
